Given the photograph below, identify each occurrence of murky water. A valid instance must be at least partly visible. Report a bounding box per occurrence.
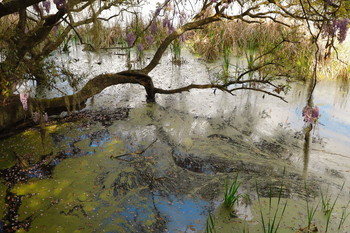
[1,47,350,232]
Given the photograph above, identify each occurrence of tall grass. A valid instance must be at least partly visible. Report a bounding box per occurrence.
[188,20,314,80]
[257,184,288,233]
[224,174,241,209]
[171,38,182,65]
[206,212,216,233]
[338,200,350,230]
[324,183,345,232]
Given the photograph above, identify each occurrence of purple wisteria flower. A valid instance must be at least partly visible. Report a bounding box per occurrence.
[336,19,349,42]
[323,18,349,43]
[137,43,144,53]
[42,1,51,13]
[155,7,161,17]
[20,92,30,111]
[126,33,136,47]
[302,106,320,124]
[32,112,41,123]
[150,22,158,35]
[162,18,171,28]
[32,112,49,123]
[53,0,66,10]
[145,35,154,45]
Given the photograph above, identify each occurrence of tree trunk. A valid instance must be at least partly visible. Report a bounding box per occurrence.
[0,71,156,135]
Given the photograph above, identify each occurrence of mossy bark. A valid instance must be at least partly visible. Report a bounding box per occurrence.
[0,72,155,134]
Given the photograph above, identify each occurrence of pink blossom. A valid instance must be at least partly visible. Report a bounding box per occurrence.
[32,112,49,123]
[302,105,320,124]
[32,112,41,123]
[20,92,30,111]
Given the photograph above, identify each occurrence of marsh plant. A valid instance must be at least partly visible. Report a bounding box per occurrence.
[305,196,319,231]
[222,44,231,80]
[320,187,331,215]
[206,212,216,233]
[171,38,182,65]
[224,174,241,209]
[256,183,288,233]
[324,183,344,233]
[338,200,350,230]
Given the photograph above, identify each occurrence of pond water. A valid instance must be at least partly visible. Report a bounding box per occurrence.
[1,47,350,232]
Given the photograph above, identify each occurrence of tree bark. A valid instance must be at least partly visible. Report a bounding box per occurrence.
[0,72,155,133]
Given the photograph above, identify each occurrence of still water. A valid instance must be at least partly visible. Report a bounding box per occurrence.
[1,48,349,232]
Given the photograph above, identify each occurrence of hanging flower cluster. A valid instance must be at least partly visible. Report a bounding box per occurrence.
[302,105,320,124]
[323,18,349,43]
[20,92,30,111]
[32,112,49,124]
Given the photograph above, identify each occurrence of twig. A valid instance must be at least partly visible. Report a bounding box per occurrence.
[110,139,158,159]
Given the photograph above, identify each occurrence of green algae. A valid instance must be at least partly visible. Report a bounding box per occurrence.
[6,122,161,232]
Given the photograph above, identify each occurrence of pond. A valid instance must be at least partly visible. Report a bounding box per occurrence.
[1,47,350,232]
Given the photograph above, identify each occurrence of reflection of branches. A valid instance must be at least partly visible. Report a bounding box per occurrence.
[110,139,158,159]
[154,79,287,102]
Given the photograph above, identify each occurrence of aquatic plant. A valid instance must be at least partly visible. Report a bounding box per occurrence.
[222,45,231,79]
[305,195,319,231]
[171,38,182,65]
[206,212,216,233]
[224,174,241,209]
[256,183,288,233]
[302,105,320,124]
[320,187,331,214]
[324,182,344,232]
[338,200,350,230]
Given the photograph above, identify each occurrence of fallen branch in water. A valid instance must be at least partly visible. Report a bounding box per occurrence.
[110,139,158,159]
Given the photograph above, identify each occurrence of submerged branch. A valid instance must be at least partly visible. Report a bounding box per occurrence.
[110,139,158,159]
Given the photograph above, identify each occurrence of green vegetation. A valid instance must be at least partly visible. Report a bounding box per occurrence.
[257,184,288,233]
[206,212,216,233]
[224,174,241,209]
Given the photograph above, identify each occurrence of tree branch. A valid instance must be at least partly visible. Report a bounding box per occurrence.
[0,0,42,18]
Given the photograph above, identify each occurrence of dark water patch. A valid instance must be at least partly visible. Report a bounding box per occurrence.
[254,138,286,157]
[172,149,234,174]
[57,108,130,127]
[112,171,145,196]
[154,193,211,233]
[1,190,31,233]
[88,129,110,148]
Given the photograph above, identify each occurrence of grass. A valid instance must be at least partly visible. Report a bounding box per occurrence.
[222,45,231,80]
[224,174,241,209]
[256,184,288,233]
[324,182,345,232]
[338,200,350,230]
[206,212,216,233]
[320,186,331,215]
[305,189,319,231]
[171,38,182,65]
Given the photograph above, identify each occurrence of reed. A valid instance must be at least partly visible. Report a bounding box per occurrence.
[206,212,216,233]
[224,174,241,209]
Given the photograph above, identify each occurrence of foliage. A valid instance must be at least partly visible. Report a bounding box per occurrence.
[256,182,288,233]
[206,212,216,233]
[224,174,241,209]
[1,0,350,129]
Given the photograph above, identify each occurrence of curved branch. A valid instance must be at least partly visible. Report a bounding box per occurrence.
[0,0,42,18]
[228,87,287,102]
[154,84,230,95]
[140,15,221,74]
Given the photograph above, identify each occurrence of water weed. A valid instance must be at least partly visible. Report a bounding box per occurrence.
[224,174,241,209]
[206,212,216,233]
[256,183,287,233]
[324,182,345,232]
